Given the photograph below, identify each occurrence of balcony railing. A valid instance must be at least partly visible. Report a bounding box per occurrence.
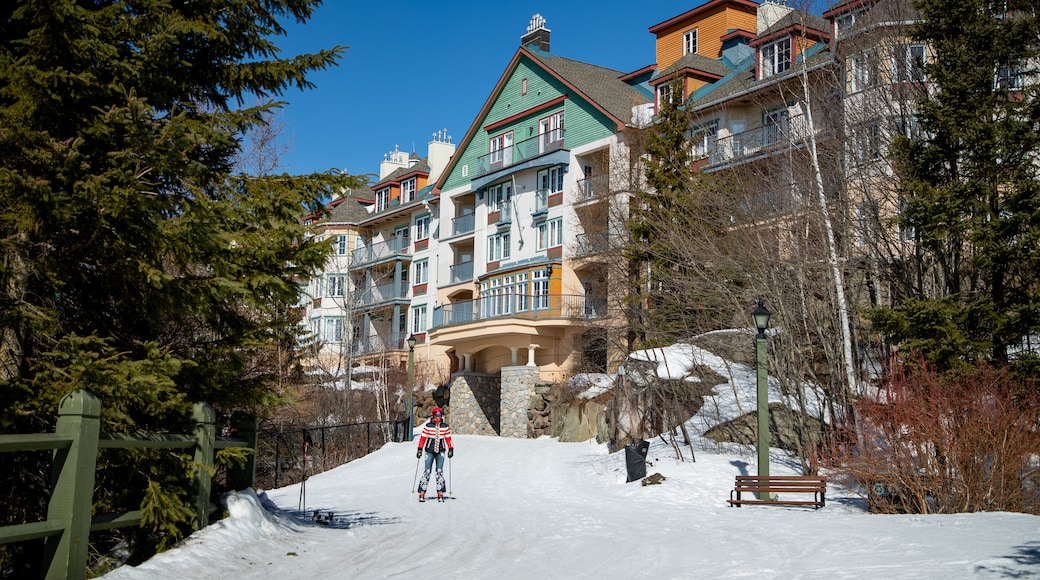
[351,333,406,356]
[474,130,566,179]
[451,214,475,237]
[353,281,409,308]
[703,114,815,168]
[431,293,601,329]
[576,174,609,200]
[574,232,612,256]
[534,189,548,213]
[350,237,411,268]
[449,261,474,285]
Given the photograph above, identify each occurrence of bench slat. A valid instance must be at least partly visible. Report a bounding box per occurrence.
[729,474,827,509]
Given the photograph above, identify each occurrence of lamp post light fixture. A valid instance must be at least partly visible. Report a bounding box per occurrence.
[752,299,772,491]
[406,334,417,441]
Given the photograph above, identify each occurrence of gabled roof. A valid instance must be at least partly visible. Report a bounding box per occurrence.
[525,48,652,123]
[651,52,734,84]
[751,11,831,46]
[433,46,650,193]
[373,157,431,189]
[648,0,758,34]
[687,41,832,108]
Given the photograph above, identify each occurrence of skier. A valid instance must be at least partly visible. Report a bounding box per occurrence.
[416,407,454,502]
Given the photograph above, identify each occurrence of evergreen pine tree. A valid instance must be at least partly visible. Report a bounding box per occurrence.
[875,0,1040,371]
[0,0,361,569]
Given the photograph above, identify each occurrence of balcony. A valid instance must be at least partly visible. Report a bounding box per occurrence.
[431,294,600,329]
[350,237,411,268]
[574,232,612,257]
[474,130,566,179]
[702,113,816,169]
[576,175,610,201]
[353,281,409,308]
[449,261,474,285]
[351,333,406,356]
[451,214,475,237]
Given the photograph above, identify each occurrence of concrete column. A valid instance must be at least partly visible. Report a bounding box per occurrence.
[526,345,537,366]
[510,347,520,366]
[462,353,472,372]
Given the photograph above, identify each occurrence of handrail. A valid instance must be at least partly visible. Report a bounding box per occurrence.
[350,237,411,268]
[473,130,566,178]
[0,391,257,580]
[431,293,600,329]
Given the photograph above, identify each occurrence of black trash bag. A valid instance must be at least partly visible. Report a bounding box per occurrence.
[624,439,650,483]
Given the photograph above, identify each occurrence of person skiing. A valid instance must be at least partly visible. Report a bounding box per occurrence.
[416,407,453,502]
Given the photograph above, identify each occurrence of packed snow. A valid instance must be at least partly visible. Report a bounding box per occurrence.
[104,342,1040,579]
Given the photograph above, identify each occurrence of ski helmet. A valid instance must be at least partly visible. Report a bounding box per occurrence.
[432,407,443,416]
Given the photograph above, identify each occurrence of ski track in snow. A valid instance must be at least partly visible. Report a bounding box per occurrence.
[104,433,1040,579]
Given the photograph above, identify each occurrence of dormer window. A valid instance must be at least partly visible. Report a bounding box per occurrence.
[761,37,791,78]
[683,29,698,56]
[376,187,391,212]
[402,177,417,203]
[657,82,677,107]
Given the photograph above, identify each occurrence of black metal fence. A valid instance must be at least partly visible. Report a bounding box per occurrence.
[256,419,408,489]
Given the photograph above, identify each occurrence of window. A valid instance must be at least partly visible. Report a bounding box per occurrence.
[327,274,346,297]
[853,121,882,165]
[413,260,429,285]
[761,38,791,78]
[490,132,513,166]
[683,29,698,55]
[376,187,391,211]
[848,51,877,93]
[834,13,855,36]
[411,305,427,334]
[487,232,510,262]
[690,120,718,159]
[893,44,926,83]
[995,62,1024,90]
[480,275,515,317]
[856,201,879,248]
[538,111,564,152]
[401,177,417,203]
[657,82,676,107]
[324,317,344,343]
[532,268,550,309]
[763,109,790,145]
[537,166,564,195]
[522,78,528,95]
[487,182,512,214]
[414,214,430,240]
[336,234,348,255]
[537,218,563,251]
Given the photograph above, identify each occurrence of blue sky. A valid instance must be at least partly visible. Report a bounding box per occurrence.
[271,0,705,181]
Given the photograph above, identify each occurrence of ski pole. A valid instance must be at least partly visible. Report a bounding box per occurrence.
[411,451,421,493]
[448,454,452,495]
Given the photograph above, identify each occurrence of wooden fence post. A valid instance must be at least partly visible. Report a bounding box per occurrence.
[227,411,257,491]
[192,403,216,529]
[44,390,100,580]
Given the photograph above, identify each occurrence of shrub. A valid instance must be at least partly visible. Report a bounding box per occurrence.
[828,358,1040,514]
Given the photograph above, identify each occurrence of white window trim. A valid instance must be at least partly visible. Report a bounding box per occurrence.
[414,214,430,241]
[683,29,698,56]
[413,260,429,285]
[401,177,417,203]
[761,37,792,78]
[411,305,427,334]
[376,187,391,212]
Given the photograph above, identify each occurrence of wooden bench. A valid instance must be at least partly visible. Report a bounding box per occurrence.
[728,475,827,509]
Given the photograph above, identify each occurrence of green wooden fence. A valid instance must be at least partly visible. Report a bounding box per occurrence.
[0,389,257,580]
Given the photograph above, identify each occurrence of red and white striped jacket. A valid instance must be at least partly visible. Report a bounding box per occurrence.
[417,419,453,454]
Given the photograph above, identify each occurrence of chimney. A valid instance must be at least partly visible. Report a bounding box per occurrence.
[379,145,409,179]
[427,129,456,183]
[521,14,550,52]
